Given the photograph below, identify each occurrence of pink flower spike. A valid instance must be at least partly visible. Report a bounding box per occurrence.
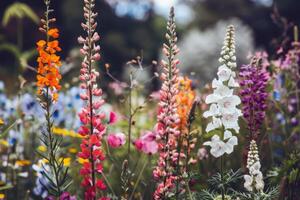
[109,111,118,124]
[107,133,126,148]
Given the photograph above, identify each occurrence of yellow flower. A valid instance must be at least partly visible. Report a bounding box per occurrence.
[0,194,5,199]
[41,158,49,164]
[68,148,77,154]
[0,118,4,126]
[52,127,84,138]
[77,157,88,164]
[37,145,47,152]
[15,160,31,167]
[0,140,8,147]
[59,157,71,167]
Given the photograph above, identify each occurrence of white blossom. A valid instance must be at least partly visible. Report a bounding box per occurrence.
[203,130,238,158]
[244,140,265,192]
[203,25,241,157]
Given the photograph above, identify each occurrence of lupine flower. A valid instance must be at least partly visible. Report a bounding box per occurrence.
[239,57,268,139]
[203,25,241,158]
[107,133,126,148]
[244,140,264,192]
[153,7,181,199]
[77,0,108,199]
[134,130,158,155]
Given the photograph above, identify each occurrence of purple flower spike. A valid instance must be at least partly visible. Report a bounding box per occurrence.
[240,58,269,139]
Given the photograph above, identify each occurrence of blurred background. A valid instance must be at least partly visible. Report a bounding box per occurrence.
[0,0,300,92]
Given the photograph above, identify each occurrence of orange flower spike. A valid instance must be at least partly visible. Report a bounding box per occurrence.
[176,77,196,131]
[48,28,59,39]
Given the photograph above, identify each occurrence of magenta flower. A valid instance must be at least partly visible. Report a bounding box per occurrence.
[107,133,126,148]
[108,111,118,124]
[134,131,158,155]
[240,58,269,139]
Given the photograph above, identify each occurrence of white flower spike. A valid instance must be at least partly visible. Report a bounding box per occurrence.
[203,25,241,158]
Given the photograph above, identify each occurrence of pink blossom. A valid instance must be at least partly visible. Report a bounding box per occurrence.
[107,133,126,148]
[108,111,118,124]
[134,131,158,155]
[108,82,127,95]
[197,148,208,160]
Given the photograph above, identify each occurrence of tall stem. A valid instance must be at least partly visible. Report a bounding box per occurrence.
[87,0,96,199]
[43,2,61,196]
[220,156,225,200]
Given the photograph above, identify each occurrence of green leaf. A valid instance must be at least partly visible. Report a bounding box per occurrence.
[2,2,39,26]
[0,120,17,139]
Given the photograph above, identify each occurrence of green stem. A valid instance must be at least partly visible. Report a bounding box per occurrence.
[220,156,225,200]
[129,159,149,200]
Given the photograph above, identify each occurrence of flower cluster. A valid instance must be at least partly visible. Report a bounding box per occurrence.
[239,58,268,139]
[152,7,181,199]
[36,9,62,101]
[244,140,264,192]
[176,77,196,132]
[176,77,197,169]
[77,0,107,199]
[203,25,241,158]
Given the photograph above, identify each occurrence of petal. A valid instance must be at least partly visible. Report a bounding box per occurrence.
[228,76,239,87]
[224,130,232,140]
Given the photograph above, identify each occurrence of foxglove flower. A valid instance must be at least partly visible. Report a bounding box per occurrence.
[77,0,108,199]
[153,7,181,199]
[240,58,268,139]
[203,25,241,158]
[244,140,264,192]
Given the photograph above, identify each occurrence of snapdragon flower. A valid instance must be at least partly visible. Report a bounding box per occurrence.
[203,25,241,158]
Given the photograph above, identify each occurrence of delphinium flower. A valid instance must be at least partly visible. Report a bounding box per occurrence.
[244,140,264,192]
[77,0,108,199]
[239,58,269,140]
[203,25,241,158]
[35,0,70,197]
[152,7,181,199]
